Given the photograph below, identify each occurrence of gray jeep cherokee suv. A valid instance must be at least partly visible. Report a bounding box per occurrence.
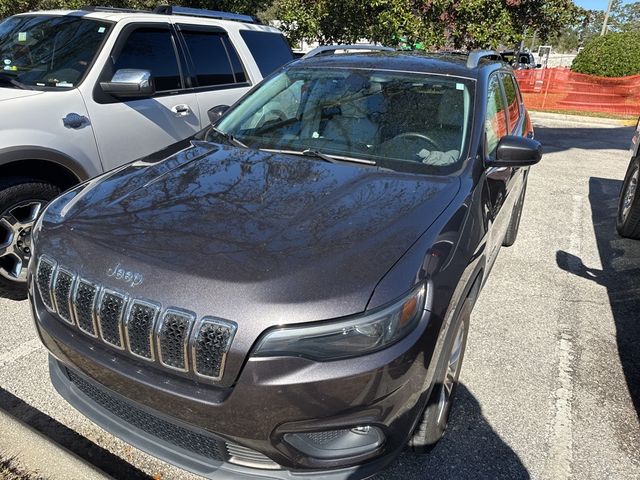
[29,49,541,479]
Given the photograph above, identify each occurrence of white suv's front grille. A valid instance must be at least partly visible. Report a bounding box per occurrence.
[35,255,237,382]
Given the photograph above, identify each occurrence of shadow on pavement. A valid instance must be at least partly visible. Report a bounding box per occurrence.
[0,386,151,479]
[533,125,634,154]
[374,384,530,480]
[556,176,640,419]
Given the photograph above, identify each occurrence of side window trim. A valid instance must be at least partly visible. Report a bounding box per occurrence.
[175,24,251,92]
[93,21,186,104]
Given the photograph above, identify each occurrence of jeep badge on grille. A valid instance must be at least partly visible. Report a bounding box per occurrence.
[107,263,143,287]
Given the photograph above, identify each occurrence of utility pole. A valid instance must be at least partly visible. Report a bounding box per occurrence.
[601,0,614,35]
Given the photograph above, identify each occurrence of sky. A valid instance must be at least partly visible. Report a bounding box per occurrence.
[573,0,635,10]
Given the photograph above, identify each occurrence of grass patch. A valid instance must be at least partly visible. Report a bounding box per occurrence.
[0,457,46,480]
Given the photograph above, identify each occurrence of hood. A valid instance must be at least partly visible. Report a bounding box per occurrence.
[0,86,45,102]
[38,142,459,329]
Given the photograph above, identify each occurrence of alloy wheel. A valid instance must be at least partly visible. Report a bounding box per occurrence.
[621,165,639,222]
[0,200,45,282]
[436,321,465,425]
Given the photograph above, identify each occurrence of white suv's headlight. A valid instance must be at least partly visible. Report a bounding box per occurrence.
[253,284,426,361]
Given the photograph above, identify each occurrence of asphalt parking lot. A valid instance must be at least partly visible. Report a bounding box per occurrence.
[0,113,639,480]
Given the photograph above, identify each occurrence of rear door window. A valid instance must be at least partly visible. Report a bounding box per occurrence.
[239,30,294,77]
[113,27,182,92]
[181,29,247,87]
[502,73,521,132]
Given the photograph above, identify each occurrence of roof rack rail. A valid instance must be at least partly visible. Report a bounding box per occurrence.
[466,50,502,68]
[80,5,151,14]
[153,5,256,24]
[303,44,394,59]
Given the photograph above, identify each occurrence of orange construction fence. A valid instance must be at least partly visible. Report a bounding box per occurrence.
[515,68,640,116]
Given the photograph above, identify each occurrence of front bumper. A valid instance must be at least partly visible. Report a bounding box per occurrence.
[33,287,441,479]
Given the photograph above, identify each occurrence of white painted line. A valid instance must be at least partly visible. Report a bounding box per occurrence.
[0,338,42,369]
[546,194,581,480]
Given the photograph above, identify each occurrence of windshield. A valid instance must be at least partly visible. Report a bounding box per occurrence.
[213,67,474,174]
[0,15,112,89]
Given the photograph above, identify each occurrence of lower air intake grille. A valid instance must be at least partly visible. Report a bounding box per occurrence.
[158,310,193,371]
[194,319,236,380]
[53,269,74,324]
[98,290,126,348]
[65,368,227,461]
[36,257,55,310]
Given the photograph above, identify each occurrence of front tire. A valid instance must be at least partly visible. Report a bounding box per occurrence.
[617,155,640,239]
[0,178,61,300]
[408,299,471,453]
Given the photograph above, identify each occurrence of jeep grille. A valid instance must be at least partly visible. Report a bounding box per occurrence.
[35,255,237,382]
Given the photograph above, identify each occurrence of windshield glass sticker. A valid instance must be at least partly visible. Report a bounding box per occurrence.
[17,32,27,42]
[98,26,106,33]
[456,83,464,91]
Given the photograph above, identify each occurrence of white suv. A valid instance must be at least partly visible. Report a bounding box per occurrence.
[0,5,293,298]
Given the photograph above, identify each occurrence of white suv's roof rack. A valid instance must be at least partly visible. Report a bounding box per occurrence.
[80,5,257,24]
[153,5,257,24]
[303,44,394,59]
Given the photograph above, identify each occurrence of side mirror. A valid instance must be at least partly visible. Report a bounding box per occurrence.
[489,135,542,167]
[100,69,155,98]
[208,105,230,125]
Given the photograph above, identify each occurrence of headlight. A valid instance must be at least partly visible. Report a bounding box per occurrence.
[253,284,426,361]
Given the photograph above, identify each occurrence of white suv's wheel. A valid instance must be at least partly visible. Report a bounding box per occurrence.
[0,179,61,300]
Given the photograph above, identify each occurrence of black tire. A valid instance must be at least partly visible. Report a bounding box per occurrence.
[502,178,528,247]
[408,298,471,453]
[616,155,640,239]
[0,178,61,300]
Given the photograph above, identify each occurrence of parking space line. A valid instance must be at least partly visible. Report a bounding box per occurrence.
[545,194,582,480]
[0,339,42,369]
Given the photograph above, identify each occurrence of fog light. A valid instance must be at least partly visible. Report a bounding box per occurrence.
[283,426,384,460]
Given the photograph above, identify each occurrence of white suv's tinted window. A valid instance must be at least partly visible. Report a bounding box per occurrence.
[239,31,293,77]
[114,27,181,92]
[182,30,246,87]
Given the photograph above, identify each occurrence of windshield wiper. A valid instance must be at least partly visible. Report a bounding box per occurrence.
[0,72,30,90]
[301,149,338,164]
[210,126,248,149]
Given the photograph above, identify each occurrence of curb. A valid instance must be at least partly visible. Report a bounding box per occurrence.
[529,110,635,127]
[0,409,111,480]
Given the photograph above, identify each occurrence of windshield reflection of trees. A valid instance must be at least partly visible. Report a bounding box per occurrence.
[67,144,451,281]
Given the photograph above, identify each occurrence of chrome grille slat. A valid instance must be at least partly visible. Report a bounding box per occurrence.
[73,278,99,337]
[97,289,127,349]
[36,256,56,311]
[124,300,159,361]
[157,309,193,372]
[192,318,236,380]
[53,268,75,324]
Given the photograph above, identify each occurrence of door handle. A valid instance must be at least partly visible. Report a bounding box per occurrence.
[171,104,191,117]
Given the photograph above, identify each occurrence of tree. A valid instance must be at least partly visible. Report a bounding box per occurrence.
[571,30,640,77]
[274,0,580,50]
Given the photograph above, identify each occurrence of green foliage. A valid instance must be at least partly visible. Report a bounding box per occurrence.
[274,0,581,49]
[571,31,640,77]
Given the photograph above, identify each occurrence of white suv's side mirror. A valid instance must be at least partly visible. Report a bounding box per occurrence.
[100,69,155,98]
